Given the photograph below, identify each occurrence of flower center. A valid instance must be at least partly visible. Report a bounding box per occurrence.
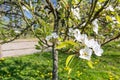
[83,52,88,56]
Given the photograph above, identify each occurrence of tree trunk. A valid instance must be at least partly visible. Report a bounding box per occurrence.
[52,43,58,80]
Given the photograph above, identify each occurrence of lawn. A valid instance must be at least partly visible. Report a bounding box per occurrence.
[0,41,120,80]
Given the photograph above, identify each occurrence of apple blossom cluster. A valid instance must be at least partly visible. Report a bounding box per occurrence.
[14,30,21,34]
[69,28,103,60]
[45,32,58,41]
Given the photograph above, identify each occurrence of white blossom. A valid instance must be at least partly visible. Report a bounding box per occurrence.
[14,30,21,34]
[69,28,74,33]
[106,5,114,11]
[85,39,95,48]
[78,34,88,43]
[81,22,86,26]
[71,29,103,58]
[85,39,103,56]
[30,1,33,9]
[73,29,81,39]
[92,19,99,34]
[45,32,58,41]
[71,8,81,20]
[56,4,62,11]
[93,46,103,56]
[97,2,102,7]
[112,17,116,21]
[79,47,92,60]
[51,32,58,39]
[22,6,29,12]
[68,28,74,36]
[111,16,120,24]
[116,6,120,10]
[73,29,88,44]
[45,35,52,41]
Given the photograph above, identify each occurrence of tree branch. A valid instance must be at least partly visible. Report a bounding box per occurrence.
[0,21,35,44]
[81,0,98,33]
[91,0,110,22]
[101,33,120,46]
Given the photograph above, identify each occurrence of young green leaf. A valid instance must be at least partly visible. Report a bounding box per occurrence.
[66,54,75,67]
[106,16,112,22]
[87,61,94,69]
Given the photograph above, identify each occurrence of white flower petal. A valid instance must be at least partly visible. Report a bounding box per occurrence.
[79,34,88,43]
[71,8,81,20]
[69,28,74,33]
[45,36,52,41]
[73,29,81,39]
[92,19,98,34]
[51,32,58,39]
[93,26,98,34]
[106,5,114,11]
[81,22,86,26]
[14,30,21,34]
[68,28,74,36]
[79,47,92,60]
[93,46,103,56]
[22,6,29,12]
[85,39,95,48]
[116,6,120,10]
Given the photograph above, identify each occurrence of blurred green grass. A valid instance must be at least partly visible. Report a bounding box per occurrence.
[0,41,120,80]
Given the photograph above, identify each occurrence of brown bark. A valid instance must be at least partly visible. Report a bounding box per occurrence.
[52,43,58,80]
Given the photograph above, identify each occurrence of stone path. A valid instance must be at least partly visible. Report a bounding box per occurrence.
[0,39,41,58]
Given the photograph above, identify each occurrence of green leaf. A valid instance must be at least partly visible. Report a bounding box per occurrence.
[56,40,77,49]
[64,67,72,74]
[65,40,77,46]
[106,16,112,22]
[38,41,43,46]
[87,61,94,69]
[35,45,41,50]
[66,55,75,67]
[56,42,66,49]
[68,68,72,74]
[98,0,105,3]
[116,15,120,23]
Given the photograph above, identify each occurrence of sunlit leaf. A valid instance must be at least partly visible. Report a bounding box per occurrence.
[56,43,66,49]
[66,54,75,67]
[56,40,77,49]
[87,61,94,69]
[116,15,120,23]
[35,45,41,50]
[68,68,72,74]
[106,16,112,22]
[98,0,106,3]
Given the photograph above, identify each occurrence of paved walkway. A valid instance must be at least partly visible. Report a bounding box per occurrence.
[0,39,41,58]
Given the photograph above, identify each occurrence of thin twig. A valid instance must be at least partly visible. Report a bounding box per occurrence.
[101,33,120,46]
[0,21,35,44]
[91,0,110,22]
